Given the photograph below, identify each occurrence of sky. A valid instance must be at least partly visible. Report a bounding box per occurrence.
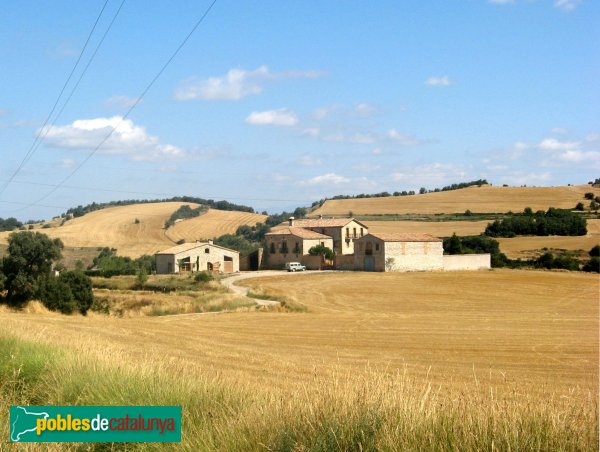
[0,0,599,221]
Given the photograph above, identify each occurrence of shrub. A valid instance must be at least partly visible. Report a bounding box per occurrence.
[584,192,595,200]
[534,253,579,271]
[582,257,600,273]
[575,202,585,211]
[37,277,77,314]
[589,245,600,257]
[194,271,214,283]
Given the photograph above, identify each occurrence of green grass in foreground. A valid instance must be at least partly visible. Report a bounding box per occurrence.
[0,333,597,451]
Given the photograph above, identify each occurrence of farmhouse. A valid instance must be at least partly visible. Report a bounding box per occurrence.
[354,232,444,272]
[289,216,369,254]
[264,227,333,270]
[155,241,239,274]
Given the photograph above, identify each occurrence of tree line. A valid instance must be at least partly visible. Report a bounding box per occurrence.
[484,208,587,237]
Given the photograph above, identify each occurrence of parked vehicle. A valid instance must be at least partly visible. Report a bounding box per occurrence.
[285,262,306,272]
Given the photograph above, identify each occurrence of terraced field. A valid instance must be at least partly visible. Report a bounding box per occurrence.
[312,184,600,215]
[165,209,267,243]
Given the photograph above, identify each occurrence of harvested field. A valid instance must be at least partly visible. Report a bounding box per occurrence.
[312,184,600,215]
[363,219,489,236]
[165,209,267,243]
[498,235,600,259]
[0,202,195,258]
[0,270,596,394]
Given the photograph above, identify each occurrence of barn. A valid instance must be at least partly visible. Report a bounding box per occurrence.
[353,232,443,272]
[155,241,239,274]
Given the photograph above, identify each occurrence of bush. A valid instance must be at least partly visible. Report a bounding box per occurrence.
[37,271,94,314]
[534,253,579,271]
[582,257,600,273]
[589,245,600,257]
[575,202,585,211]
[584,192,595,200]
[194,271,214,283]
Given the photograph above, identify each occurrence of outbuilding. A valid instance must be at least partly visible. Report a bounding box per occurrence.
[353,232,443,272]
[155,241,239,274]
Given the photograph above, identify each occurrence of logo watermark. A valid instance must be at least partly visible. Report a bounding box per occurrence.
[10,406,181,443]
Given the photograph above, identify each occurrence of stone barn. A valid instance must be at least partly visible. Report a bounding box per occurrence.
[155,241,239,274]
[353,233,443,272]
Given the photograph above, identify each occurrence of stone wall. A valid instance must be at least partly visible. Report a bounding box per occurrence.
[384,241,444,271]
[442,254,491,271]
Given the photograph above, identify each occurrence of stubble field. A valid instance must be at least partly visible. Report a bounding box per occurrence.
[0,270,597,449]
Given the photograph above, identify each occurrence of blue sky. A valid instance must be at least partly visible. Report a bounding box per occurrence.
[1,0,598,220]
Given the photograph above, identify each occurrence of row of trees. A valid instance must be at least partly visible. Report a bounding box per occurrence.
[87,247,155,277]
[0,232,94,314]
[164,205,208,229]
[484,208,587,237]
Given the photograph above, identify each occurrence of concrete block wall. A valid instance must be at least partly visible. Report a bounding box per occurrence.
[443,254,491,271]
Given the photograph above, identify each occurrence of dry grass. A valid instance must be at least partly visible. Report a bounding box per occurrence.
[0,270,596,449]
[312,184,600,215]
[363,219,489,236]
[0,202,195,258]
[165,208,267,243]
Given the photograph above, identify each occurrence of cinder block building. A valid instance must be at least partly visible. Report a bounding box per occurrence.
[353,232,443,272]
[155,241,239,274]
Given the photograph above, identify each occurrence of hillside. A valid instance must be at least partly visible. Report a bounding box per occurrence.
[311,184,600,216]
[0,202,195,258]
[165,209,267,243]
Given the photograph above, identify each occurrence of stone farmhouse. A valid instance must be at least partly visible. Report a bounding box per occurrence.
[264,216,489,272]
[155,241,239,274]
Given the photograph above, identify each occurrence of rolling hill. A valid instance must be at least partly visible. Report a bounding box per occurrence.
[164,209,267,243]
[311,184,600,216]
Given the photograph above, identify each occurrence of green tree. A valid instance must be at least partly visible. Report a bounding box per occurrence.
[59,270,94,314]
[445,233,463,254]
[1,231,63,305]
[308,244,334,260]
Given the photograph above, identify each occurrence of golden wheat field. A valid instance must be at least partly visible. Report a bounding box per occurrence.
[0,270,596,396]
[0,202,194,258]
[165,209,267,243]
[312,184,600,215]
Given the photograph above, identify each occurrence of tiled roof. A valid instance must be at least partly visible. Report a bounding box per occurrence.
[293,218,358,228]
[363,232,442,242]
[156,242,239,255]
[265,227,331,239]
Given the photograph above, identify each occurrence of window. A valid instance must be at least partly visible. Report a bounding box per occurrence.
[294,242,300,253]
[270,242,276,254]
[375,243,380,251]
[353,227,356,238]
[365,242,373,255]
[321,241,325,247]
[205,248,210,254]
[360,228,363,237]
[281,241,288,254]
[346,227,350,237]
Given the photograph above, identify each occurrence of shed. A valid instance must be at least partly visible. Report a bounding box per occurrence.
[155,241,239,274]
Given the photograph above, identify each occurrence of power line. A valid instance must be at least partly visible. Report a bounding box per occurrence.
[21,0,128,171]
[12,0,219,214]
[0,0,111,197]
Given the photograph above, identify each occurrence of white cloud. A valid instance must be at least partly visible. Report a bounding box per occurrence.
[41,116,185,162]
[245,109,298,127]
[352,163,382,172]
[557,150,600,163]
[298,155,322,167]
[538,138,581,151]
[301,173,351,186]
[551,127,569,135]
[301,127,320,137]
[353,102,378,117]
[104,95,142,109]
[554,0,581,11]
[502,172,552,185]
[425,76,451,86]
[175,65,321,101]
[58,158,75,169]
[387,129,421,146]
[392,163,467,187]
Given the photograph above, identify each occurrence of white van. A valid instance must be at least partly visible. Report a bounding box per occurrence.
[285,262,306,272]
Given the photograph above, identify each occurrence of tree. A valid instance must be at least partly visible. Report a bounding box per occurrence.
[575,202,585,211]
[419,187,427,195]
[445,233,463,254]
[1,231,63,305]
[589,245,600,257]
[308,245,334,260]
[385,257,396,271]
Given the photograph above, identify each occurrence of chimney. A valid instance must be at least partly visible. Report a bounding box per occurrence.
[288,216,295,227]
[208,240,213,244]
